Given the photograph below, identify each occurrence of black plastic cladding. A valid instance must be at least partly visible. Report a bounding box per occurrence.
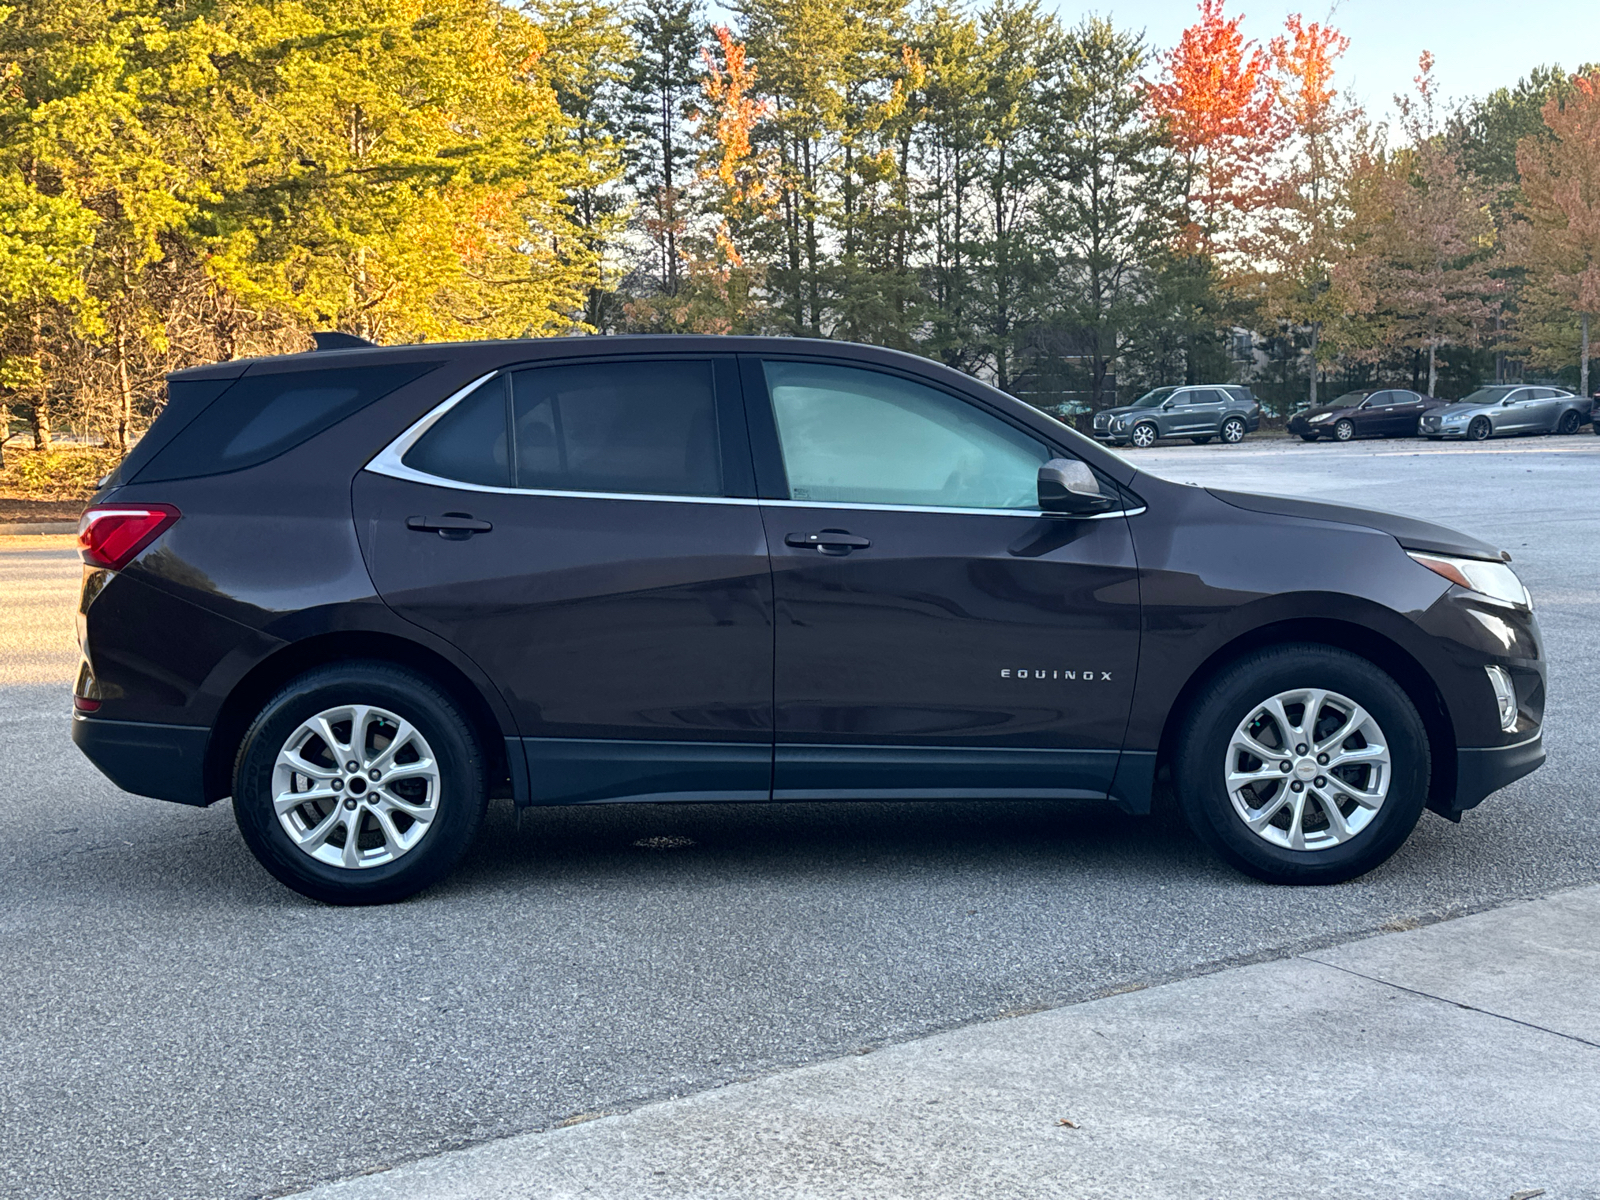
[75,335,1546,817]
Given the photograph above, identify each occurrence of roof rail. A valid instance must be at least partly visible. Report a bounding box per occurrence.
[312,331,377,351]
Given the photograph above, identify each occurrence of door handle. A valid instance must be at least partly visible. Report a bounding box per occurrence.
[786,530,871,555]
[407,513,493,540]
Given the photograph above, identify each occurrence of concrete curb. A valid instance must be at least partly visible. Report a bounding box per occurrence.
[0,521,78,535]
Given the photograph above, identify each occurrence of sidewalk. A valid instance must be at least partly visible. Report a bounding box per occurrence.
[294,887,1600,1200]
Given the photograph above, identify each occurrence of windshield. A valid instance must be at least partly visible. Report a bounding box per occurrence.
[1458,387,1517,405]
[1328,392,1367,409]
[1130,387,1176,408]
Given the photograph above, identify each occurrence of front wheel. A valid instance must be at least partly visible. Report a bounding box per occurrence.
[1557,410,1580,435]
[1130,422,1158,448]
[1333,419,1354,442]
[233,661,488,904]
[1220,417,1247,444]
[1468,417,1492,441]
[1174,644,1430,884]
[1190,436,1213,445]
[1299,434,1320,443]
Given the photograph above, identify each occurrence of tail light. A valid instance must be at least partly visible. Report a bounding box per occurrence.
[77,504,181,570]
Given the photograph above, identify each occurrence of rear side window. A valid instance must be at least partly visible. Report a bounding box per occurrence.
[401,376,511,487]
[136,361,439,483]
[401,360,723,497]
[510,361,721,496]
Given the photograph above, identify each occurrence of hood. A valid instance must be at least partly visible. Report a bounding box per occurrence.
[1207,489,1504,561]
[1095,405,1145,419]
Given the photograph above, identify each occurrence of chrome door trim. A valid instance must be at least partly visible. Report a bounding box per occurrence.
[363,369,1143,519]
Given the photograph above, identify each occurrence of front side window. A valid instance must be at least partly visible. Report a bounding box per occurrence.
[402,360,723,497]
[763,361,1050,510]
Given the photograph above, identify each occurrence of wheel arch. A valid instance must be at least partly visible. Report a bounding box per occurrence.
[1154,617,1459,818]
[202,631,516,805]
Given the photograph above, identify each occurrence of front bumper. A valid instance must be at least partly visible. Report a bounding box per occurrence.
[72,714,211,806]
[1450,732,1545,813]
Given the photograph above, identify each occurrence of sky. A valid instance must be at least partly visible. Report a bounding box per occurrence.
[1076,0,1596,124]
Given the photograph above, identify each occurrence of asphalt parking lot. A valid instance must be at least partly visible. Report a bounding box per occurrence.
[2,434,1597,1200]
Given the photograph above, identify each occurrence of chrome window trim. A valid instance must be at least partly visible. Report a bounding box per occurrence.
[363,369,1143,520]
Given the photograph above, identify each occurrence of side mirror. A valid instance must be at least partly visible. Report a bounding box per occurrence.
[1038,458,1116,516]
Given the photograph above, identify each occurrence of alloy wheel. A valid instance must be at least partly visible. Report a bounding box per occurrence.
[1221,419,1246,443]
[1468,417,1491,441]
[1223,687,1390,852]
[1334,419,1354,441]
[272,704,441,869]
[1558,410,1580,435]
[1131,423,1157,448]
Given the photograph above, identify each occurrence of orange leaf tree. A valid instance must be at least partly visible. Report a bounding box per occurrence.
[1512,71,1600,396]
[1146,0,1275,258]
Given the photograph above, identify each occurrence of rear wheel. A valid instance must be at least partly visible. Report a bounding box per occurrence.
[232,661,488,905]
[1221,417,1247,444]
[1557,409,1580,435]
[1130,422,1158,448]
[1333,419,1354,441]
[1468,417,1492,441]
[1174,644,1430,884]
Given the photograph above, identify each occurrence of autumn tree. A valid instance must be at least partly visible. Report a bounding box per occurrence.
[1146,0,1274,259]
[1253,13,1359,406]
[1509,71,1600,396]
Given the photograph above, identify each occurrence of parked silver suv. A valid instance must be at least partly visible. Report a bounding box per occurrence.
[1093,386,1261,448]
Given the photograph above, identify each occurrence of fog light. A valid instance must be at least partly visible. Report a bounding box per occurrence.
[1485,665,1518,732]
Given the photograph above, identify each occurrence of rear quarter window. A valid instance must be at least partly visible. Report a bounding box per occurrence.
[135,361,440,483]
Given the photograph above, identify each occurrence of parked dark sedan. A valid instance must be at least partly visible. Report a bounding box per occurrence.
[1286,389,1433,442]
[72,336,1544,904]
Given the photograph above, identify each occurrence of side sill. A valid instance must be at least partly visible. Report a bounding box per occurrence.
[774,744,1118,802]
[71,715,212,807]
[519,737,772,806]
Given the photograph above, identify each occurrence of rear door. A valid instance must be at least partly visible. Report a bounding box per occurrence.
[1390,390,1429,434]
[354,355,775,804]
[745,356,1141,802]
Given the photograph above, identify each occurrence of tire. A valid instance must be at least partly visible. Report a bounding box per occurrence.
[1299,434,1319,443]
[1468,417,1492,441]
[1333,419,1354,442]
[1174,644,1430,885]
[1130,422,1158,448]
[1190,436,1213,445]
[233,661,488,905]
[1557,410,1580,435]
[1220,417,1247,444]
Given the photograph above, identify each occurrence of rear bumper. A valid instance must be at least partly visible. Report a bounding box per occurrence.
[1451,733,1544,814]
[72,714,211,806]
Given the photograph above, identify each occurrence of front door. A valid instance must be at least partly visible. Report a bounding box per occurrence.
[354,356,774,804]
[744,357,1141,801]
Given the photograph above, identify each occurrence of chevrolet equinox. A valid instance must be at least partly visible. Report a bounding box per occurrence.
[71,336,1546,903]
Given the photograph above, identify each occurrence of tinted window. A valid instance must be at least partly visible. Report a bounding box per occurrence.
[764,360,1050,510]
[402,376,511,487]
[511,361,721,496]
[138,361,438,482]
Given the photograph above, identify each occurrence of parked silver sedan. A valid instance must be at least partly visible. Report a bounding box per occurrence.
[1419,385,1592,441]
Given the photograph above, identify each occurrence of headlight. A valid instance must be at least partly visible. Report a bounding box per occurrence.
[1408,551,1531,610]
[1114,417,1128,429]
[1309,413,1332,423]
